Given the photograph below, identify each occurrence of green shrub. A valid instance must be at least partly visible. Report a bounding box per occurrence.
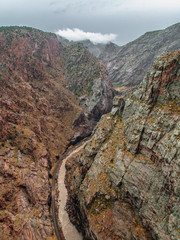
[8,135,13,140]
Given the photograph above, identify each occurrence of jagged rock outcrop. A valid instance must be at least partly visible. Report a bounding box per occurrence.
[99,23,180,87]
[0,26,113,239]
[64,43,113,122]
[65,51,180,240]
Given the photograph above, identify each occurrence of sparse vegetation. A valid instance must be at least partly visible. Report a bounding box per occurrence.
[64,43,105,96]
[89,194,115,215]
[31,155,35,162]
[8,134,13,140]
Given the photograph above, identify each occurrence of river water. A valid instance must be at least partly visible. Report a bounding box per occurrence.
[58,144,86,240]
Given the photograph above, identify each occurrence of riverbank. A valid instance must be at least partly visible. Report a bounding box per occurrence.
[57,143,87,240]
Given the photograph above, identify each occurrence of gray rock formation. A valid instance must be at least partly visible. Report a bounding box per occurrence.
[99,23,180,87]
[64,43,114,124]
[65,51,180,240]
[77,40,106,58]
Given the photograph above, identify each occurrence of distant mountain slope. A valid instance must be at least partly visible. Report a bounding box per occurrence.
[57,35,107,57]
[99,23,180,87]
[77,40,106,57]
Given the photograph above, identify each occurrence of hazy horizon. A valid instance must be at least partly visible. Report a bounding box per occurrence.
[0,0,180,45]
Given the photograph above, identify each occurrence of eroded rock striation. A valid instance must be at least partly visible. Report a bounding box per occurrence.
[64,43,113,119]
[99,23,180,87]
[65,51,180,240]
[0,26,113,239]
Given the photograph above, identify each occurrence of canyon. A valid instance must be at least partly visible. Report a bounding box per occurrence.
[59,23,180,89]
[0,26,113,239]
[99,23,180,88]
[65,51,180,240]
[0,25,179,240]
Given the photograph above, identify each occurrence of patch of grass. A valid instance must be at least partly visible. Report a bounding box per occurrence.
[155,100,180,113]
[89,194,115,215]
[31,155,35,162]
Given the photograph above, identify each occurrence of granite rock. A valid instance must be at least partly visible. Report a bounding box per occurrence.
[99,23,180,88]
[65,51,180,240]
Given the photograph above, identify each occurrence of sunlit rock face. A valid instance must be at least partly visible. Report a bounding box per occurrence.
[65,51,180,240]
[0,26,113,239]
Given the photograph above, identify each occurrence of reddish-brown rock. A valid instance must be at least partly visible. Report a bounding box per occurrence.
[0,26,113,239]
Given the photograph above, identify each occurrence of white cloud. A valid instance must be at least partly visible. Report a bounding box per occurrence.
[56,28,117,44]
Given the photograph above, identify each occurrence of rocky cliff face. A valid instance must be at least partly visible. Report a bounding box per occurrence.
[64,43,113,121]
[0,26,113,239]
[99,23,180,87]
[65,51,180,240]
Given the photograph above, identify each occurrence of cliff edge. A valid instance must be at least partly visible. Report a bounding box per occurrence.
[65,51,180,240]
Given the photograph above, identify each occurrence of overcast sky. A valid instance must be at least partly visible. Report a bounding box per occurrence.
[0,0,180,45]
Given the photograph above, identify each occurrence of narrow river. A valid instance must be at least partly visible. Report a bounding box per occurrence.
[58,143,87,240]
